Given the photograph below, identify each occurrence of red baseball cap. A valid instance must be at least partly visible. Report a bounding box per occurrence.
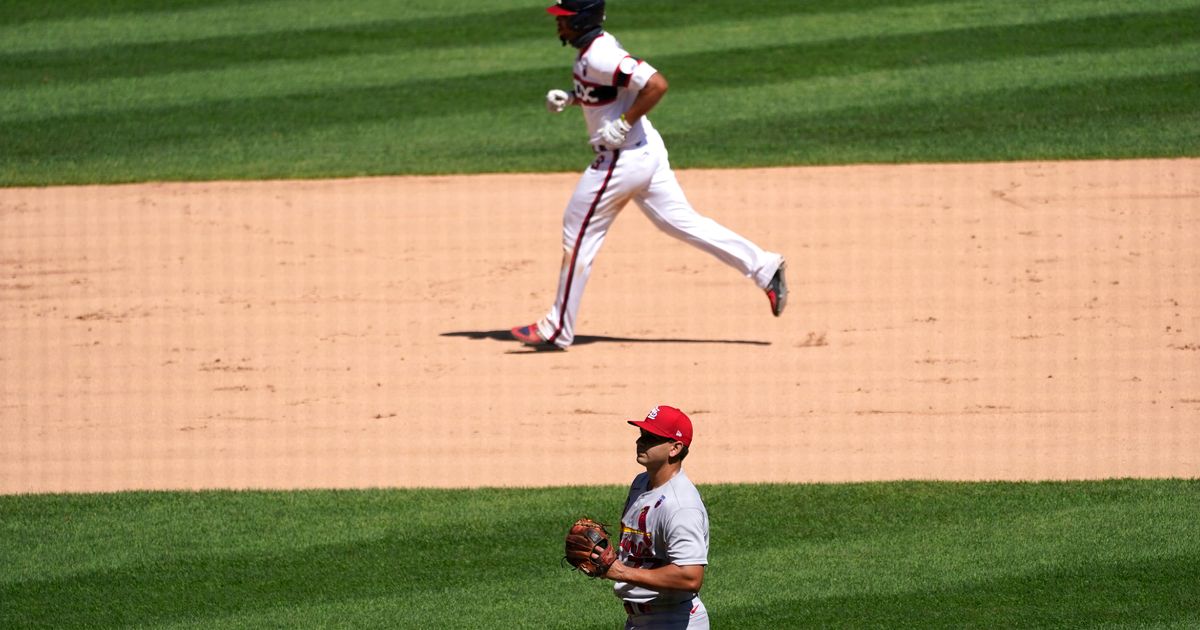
[546,4,576,15]
[628,405,693,447]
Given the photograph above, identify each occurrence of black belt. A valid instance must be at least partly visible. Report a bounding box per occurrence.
[623,601,655,616]
[623,599,689,616]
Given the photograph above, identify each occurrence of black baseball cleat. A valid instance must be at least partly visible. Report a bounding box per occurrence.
[765,261,788,317]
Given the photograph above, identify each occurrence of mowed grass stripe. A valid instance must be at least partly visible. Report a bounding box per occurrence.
[723,556,1200,628]
[5,0,1195,56]
[668,42,1200,123]
[655,7,1200,90]
[672,482,1200,628]
[5,0,1196,116]
[617,0,1200,58]
[0,44,556,122]
[5,37,1195,184]
[1,486,627,628]
[2,481,1197,629]
[1,7,552,89]
[4,1,1199,184]
[0,0,968,54]
[0,0,253,28]
[0,0,532,54]
[0,78,1192,185]
[666,71,1200,166]
[6,7,1196,125]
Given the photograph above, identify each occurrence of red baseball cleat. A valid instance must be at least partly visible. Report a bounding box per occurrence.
[765,261,788,317]
[511,323,548,345]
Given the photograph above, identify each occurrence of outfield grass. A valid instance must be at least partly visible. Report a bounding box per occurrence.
[4,3,1198,627]
[2,480,1198,628]
[2,0,1198,185]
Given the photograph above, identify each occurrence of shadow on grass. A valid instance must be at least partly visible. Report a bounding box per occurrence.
[710,554,1200,629]
[5,548,1194,628]
[0,531,479,627]
[3,483,1197,628]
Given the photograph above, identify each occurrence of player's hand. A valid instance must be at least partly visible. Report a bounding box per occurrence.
[597,116,631,146]
[545,89,574,113]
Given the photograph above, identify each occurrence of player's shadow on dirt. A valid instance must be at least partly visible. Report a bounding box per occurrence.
[441,330,770,350]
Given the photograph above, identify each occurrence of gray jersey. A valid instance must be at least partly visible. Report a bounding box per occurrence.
[613,470,710,605]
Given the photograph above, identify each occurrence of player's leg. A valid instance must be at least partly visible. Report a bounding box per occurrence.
[521,151,637,348]
[634,158,784,291]
[623,598,708,630]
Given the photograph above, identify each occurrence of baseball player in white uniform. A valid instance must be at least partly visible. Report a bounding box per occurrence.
[605,405,710,629]
[512,0,788,350]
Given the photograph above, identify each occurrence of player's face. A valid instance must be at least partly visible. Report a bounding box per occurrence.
[556,15,579,41]
[636,430,678,466]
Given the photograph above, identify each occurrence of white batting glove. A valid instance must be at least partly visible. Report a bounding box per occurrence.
[545,89,573,113]
[597,116,632,146]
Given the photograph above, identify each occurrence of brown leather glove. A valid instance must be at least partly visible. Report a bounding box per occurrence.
[563,518,618,578]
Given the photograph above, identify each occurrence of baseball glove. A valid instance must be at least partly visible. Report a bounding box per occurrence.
[563,517,618,578]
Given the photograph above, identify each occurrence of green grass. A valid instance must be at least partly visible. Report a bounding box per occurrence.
[5,5,1196,628]
[2,0,1198,185]
[2,480,1198,628]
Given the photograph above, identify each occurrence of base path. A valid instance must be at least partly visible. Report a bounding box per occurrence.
[2,159,1197,493]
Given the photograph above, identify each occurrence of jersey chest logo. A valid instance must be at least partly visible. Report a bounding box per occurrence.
[573,76,618,106]
[620,507,655,560]
[619,500,665,564]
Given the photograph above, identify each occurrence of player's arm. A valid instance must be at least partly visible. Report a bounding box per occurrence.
[604,560,704,591]
[621,71,667,125]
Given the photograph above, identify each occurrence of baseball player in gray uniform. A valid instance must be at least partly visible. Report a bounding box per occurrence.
[605,405,710,629]
[512,0,788,350]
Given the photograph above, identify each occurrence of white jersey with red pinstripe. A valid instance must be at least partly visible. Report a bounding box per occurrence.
[614,470,709,605]
[528,30,784,349]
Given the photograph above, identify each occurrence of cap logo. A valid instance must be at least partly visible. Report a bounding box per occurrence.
[675,430,682,437]
[647,406,660,420]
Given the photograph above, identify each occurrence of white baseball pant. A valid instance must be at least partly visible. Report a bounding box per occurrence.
[533,138,784,348]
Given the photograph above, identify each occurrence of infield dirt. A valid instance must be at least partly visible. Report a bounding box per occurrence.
[2,159,1197,493]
